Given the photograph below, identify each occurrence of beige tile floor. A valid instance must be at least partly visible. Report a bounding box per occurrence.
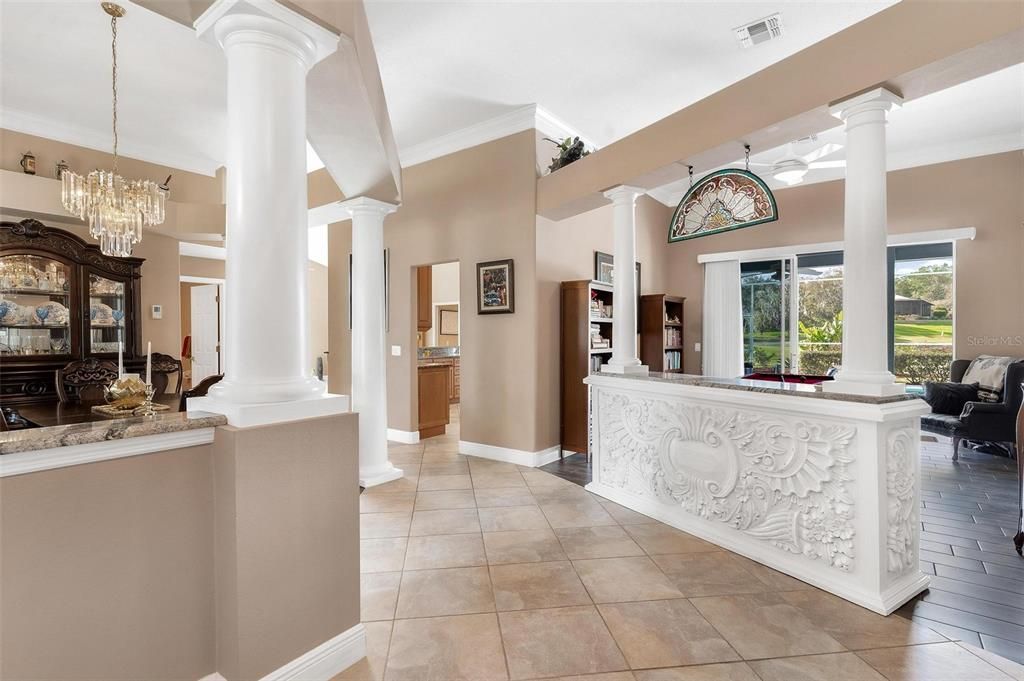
[335,411,1024,681]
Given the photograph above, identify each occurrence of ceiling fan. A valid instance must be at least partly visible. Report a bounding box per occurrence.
[747,136,845,185]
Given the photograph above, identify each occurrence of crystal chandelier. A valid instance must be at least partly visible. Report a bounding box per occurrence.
[61,3,165,257]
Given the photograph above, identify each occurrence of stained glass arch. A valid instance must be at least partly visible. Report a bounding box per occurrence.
[668,168,778,243]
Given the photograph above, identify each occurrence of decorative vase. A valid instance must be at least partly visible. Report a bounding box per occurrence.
[19,151,36,175]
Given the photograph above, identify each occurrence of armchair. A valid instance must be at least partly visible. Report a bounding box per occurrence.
[921,358,1024,461]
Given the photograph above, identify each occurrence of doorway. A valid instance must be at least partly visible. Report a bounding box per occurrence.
[180,278,223,389]
[415,261,460,440]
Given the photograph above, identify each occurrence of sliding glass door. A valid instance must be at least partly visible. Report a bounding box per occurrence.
[738,242,953,384]
[889,243,954,384]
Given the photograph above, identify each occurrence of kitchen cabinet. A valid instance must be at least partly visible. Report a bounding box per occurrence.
[417,363,449,438]
[416,266,432,332]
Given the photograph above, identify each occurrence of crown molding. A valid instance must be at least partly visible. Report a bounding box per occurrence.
[399,104,597,169]
[0,107,222,177]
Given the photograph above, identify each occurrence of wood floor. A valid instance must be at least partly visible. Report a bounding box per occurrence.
[541,435,1024,665]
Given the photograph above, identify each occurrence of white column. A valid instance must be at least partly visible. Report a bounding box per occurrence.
[824,88,904,397]
[193,1,346,426]
[343,198,402,487]
[602,185,648,375]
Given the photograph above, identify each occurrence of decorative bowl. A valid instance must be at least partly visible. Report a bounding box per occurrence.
[0,301,14,323]
[104,376,147,405]
[35,301,69,326]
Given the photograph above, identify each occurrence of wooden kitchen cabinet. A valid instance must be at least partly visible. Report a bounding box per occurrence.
[416,266,432,331]
[417,363,450,438]
[416,355,460,404]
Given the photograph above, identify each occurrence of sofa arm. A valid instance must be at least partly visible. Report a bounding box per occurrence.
[950,359,972,383]
[961,401,1016,443]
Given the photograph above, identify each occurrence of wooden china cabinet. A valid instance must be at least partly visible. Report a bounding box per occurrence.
[0,219,144,404]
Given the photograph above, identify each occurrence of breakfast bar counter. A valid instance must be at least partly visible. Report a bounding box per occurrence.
[583,371,931,615]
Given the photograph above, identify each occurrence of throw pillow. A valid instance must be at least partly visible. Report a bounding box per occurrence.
[923,381,979,416]
[962,356,1015,402]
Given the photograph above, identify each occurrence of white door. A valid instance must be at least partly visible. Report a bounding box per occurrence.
[190,284,220,385]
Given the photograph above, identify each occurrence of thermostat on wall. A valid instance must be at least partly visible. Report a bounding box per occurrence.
[151,304,163,320]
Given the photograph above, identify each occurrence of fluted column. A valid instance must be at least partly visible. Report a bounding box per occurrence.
[602,185,647,375]
[194,0,346,426]
[824,87,904,397]
[343,198,402,487]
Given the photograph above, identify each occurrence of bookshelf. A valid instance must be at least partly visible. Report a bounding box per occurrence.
[640,294,686,373]
[560,280,614,455]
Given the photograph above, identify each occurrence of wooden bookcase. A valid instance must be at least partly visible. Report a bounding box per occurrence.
[640,294,686,373]
[560,280,614,455]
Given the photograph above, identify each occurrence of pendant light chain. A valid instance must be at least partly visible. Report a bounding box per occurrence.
[110,13,119,174]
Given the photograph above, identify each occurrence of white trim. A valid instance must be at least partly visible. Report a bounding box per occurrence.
[198,674,227,681]
[258,623,366,681]
[181,275,226,285]
[387,428,420,444]
[188,393,349,428]
[194,0,340,65]
[180,241,227,260]
[696,227,976,263]
[0,428,217,478]
[458,440,561,468]
[0,107,221,177]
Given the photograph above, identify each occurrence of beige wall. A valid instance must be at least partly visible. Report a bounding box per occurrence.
[1,445,217,680]
[309,261,330,371]
[535,195,672,446]
[181,255,226,279]
[1,414,360,680]
[329,131,542,450]
[1,128,223,205]
[667,151,1024,374]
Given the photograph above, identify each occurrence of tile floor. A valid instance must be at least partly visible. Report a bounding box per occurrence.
[335,411,1024,681]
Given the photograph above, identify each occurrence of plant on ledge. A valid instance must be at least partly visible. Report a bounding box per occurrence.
[545,136,590,173]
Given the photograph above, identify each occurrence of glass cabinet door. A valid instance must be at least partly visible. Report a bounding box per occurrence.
[88,273,126,355]
[0,254,73,357]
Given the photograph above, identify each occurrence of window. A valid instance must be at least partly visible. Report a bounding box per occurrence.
[739,242,954,384]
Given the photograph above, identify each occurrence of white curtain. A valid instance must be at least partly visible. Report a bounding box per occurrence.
[702,260,744,378]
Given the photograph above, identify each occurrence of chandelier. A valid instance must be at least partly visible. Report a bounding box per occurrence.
[61,2,165,257]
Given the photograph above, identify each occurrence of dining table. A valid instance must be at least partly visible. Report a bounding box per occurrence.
[3,394,181,430]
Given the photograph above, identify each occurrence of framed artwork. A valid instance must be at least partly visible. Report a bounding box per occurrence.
[439,307,459,336]
[594,251,641,331]
[477,259,514,314]
[348,249,390,331]
[667,168,778,242]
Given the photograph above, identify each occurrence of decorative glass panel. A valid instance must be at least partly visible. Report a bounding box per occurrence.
[89,273,125,354]
[668,169,778,242]
[0,254,72,356]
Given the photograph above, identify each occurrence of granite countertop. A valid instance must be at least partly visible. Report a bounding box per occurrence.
[418,346,460,360]
[0,410,228,455]
[591,371,923,405]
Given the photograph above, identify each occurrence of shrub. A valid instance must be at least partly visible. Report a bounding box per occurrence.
[932,307,948,319]
[895,346,952,384]
[799,347,842,375]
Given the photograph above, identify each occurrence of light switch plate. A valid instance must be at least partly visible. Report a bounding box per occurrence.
[694,342,701,352]
[151,304,163,320]
[391,345,401,356]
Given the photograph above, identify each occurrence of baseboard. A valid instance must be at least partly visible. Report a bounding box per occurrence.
[386,428,420,444]
[458,440,561,468]
[258,623,366,681]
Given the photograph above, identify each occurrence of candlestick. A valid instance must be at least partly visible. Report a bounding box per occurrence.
[117,341,123,378]
[145,341,152,386]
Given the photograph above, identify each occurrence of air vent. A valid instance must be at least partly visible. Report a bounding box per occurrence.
[735,13,783,48]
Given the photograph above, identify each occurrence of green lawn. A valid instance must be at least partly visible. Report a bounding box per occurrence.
[894,319,953,344]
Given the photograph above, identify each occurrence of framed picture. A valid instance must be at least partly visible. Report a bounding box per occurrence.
[348,249,390,331]
[477,259,515,314]
[439,307,459,336]
[593,251,641,331]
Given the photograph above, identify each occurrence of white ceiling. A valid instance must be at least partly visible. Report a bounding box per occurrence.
[650,63,1024,206]
[1,0,896,176]
[363,0,898,151]
[0,0,227,176]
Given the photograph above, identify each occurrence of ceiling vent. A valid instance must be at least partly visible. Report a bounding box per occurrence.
[735,14,783,48]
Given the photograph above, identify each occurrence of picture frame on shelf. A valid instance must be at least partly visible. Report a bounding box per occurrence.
[476,259,514,314]
[594,251,641,330]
